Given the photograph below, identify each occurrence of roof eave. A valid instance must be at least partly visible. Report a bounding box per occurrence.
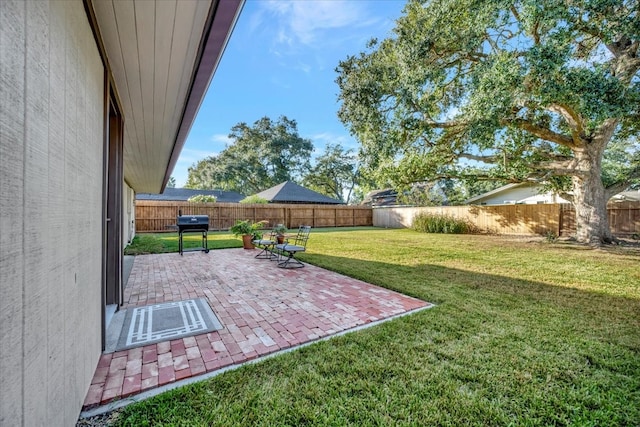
[161,0,244,191]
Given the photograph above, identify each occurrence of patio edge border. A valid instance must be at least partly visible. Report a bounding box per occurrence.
[79,303,435,419]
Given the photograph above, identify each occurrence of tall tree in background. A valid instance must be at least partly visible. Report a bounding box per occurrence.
[185,116,313,194]
[303,144,359,204]
[166,176,176,188]
[337,0,639,244]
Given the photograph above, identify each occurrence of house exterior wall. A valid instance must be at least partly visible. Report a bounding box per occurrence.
[1,1,104,425]
[474,183,568,205]
[124,183,135,248]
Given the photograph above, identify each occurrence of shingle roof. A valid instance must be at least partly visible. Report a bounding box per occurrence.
[136,187,245,202]
[254,181,343,204]
[361,188,399,206]
[611,190,640,202]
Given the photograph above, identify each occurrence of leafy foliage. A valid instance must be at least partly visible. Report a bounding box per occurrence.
[336,0,640,243]
[602,138,640,189]
[187,194,217,203]
[439,176,507,205]
[240,195,269,204]
[185,116,313,194]
[229,220,267,240]
[302,144,359,204]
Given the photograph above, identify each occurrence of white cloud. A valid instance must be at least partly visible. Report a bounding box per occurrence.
[210,134,233,145]
[295,61,312,74]
[270,75,292,89]
[178,147,219,165]
[311,132,347,144]
[261,0,378,47]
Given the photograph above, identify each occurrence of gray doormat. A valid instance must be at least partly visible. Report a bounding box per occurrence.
[115,298,223,351]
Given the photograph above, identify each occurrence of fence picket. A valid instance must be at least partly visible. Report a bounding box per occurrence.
[134,201,639,237]
[134,201,374,232]
[372,203,639,237]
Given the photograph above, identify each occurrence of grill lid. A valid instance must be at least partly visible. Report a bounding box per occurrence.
[177,215,209,226]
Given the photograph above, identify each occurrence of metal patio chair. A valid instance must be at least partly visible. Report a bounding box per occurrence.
[275,225,311,268]
[252,227,277,259]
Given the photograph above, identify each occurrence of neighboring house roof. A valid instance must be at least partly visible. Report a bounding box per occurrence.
[465,182,570,205]
[465,183,522,204]
[611,190,640,202]
[254,181,343,204]
[136,187,245,202]
[467,183,639,205]
[91,0,244,193]
[361,188,400,207]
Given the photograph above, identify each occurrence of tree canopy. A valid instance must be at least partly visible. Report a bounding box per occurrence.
[302,144,359,204]
[336,0,639,243]
[185,116,313,194]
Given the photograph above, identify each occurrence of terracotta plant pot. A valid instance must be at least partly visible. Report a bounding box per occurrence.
[277,235,285,244]
[242,235,255,250]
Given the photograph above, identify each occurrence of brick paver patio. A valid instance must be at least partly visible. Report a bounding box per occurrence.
[83,248,431,410]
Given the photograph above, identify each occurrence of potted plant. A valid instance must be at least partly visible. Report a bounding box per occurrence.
[230,220,266,249]
[274,224,288,244]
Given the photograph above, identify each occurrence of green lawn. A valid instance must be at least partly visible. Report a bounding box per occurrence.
[123,231,243,254]
[114,228,640,426]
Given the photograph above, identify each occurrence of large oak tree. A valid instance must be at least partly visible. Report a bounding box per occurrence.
[185,116,313,194]
[336,0,639,244]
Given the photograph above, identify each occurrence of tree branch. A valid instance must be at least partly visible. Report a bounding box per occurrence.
[535,159,587,177]
[547,103,584,140]
[459,153,500,163]
[429,120,465,129]
[531,20,540,45]
[605,164,640,199]
[505,118,579,149]
[559,191,574,204]
[510,6,520,23]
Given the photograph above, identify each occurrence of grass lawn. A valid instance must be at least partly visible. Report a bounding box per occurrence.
[123,232,243,254]
[114,228,640,426]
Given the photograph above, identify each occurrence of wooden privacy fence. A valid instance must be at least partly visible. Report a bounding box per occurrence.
[136,200,638,236]
[373,202,640,237]
[135,201,373,232]
[559,201,640,237]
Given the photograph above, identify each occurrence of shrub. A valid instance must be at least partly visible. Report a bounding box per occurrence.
[230,219,267,240]
[187,194,217,203]
[240,195,269,204]
[412,213,474,234]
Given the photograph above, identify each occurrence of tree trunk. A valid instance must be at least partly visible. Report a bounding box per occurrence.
[571,146,612,245]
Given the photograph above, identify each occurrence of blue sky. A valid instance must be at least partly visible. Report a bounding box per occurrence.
[173,0,406,187]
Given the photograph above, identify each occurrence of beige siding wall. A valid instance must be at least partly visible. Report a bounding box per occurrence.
[476,184,567,205]
[124,183,135,247]
[0,1,104,425]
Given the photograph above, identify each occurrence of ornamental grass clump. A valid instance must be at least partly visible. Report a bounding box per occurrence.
[412,213,473,234]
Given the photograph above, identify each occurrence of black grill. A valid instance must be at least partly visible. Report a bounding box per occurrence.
[177,214,209,255]
[177,215,209,231]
